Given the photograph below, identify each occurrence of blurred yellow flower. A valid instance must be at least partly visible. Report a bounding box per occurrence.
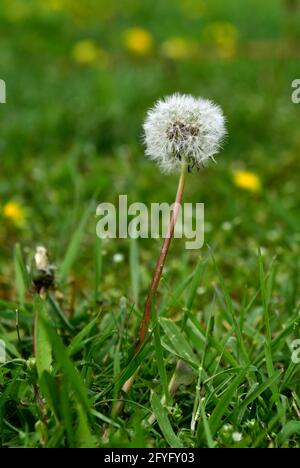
[161,37,198,60]
[71,40,108,66]
[42,0,65,11]
[180,0,205,18]
[233,170,261,192]
[202,22,239,59]
[3,0,31,22]
[123,27,154,56]
[41,0,116,23]
[3,201,26,227]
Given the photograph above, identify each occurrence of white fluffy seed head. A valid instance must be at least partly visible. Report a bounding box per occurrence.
[34,246,49,272]
[143,93,226,173]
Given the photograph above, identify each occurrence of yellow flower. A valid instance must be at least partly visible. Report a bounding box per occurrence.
[202,21,239,59]
[161,37,198,60]
[233,170,261,192]
[180,0,205,19]
[72,40,108,66]
[3,0,31,22]
[123,27,154,56]
[3,201,26,226]
[41,0,65,11]
[41,0,116,23]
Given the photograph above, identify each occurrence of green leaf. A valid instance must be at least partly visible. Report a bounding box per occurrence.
[68,317,97,357]
[258,250,281,414]
[39,371,60,419]
[113,343,151,395]
[277,420,300,445]
[199,400,216,448]
[185,257,206,311]
[209,367,248,437]
[94,235,102,303]
[34,297,52,378]
[150,391,183,448]
[59,202,94,282]
[186,312,238,368]
[14,244,29,307]
[159,318,199,368]
[211,252,249,366]
[130,237,139,305]
[60,377,75,447]
[42,317,90,412]
[238,370,282,421]
[152,308,171,405]
[160,272,193,315]
[76,404,96,448]
[47,294,75,332]
[0,369,21,447]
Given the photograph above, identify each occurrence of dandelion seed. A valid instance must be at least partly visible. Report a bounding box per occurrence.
[143,93,226,173]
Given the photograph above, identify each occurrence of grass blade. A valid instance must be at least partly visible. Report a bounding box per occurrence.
[238,369,282,421]
[59,202,94,282]
[43,317,90,412]
[152,308,171,405]
[159,317,199,367]
[34,297,52,378]
[186,311,238,368]
[277,421,300,446]
[14,244,29,307]
[185,257,206,311]
[130,237,139,306]
[208,367,248,437]
[94,235,102,304]
[150,391,183,448]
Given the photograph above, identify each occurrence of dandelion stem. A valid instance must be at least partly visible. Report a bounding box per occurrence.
[112,161,187,418]
[135,160,187,353]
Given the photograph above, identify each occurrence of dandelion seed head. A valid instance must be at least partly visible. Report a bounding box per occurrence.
[34,246,50,273]
[143,93,226,173]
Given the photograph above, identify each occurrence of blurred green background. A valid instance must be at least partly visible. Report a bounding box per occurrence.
[0,0,300,304]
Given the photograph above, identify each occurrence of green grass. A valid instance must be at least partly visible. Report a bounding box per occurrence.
[0,0,300,448]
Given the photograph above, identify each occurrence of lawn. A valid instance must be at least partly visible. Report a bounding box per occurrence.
[0,0,300,448]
